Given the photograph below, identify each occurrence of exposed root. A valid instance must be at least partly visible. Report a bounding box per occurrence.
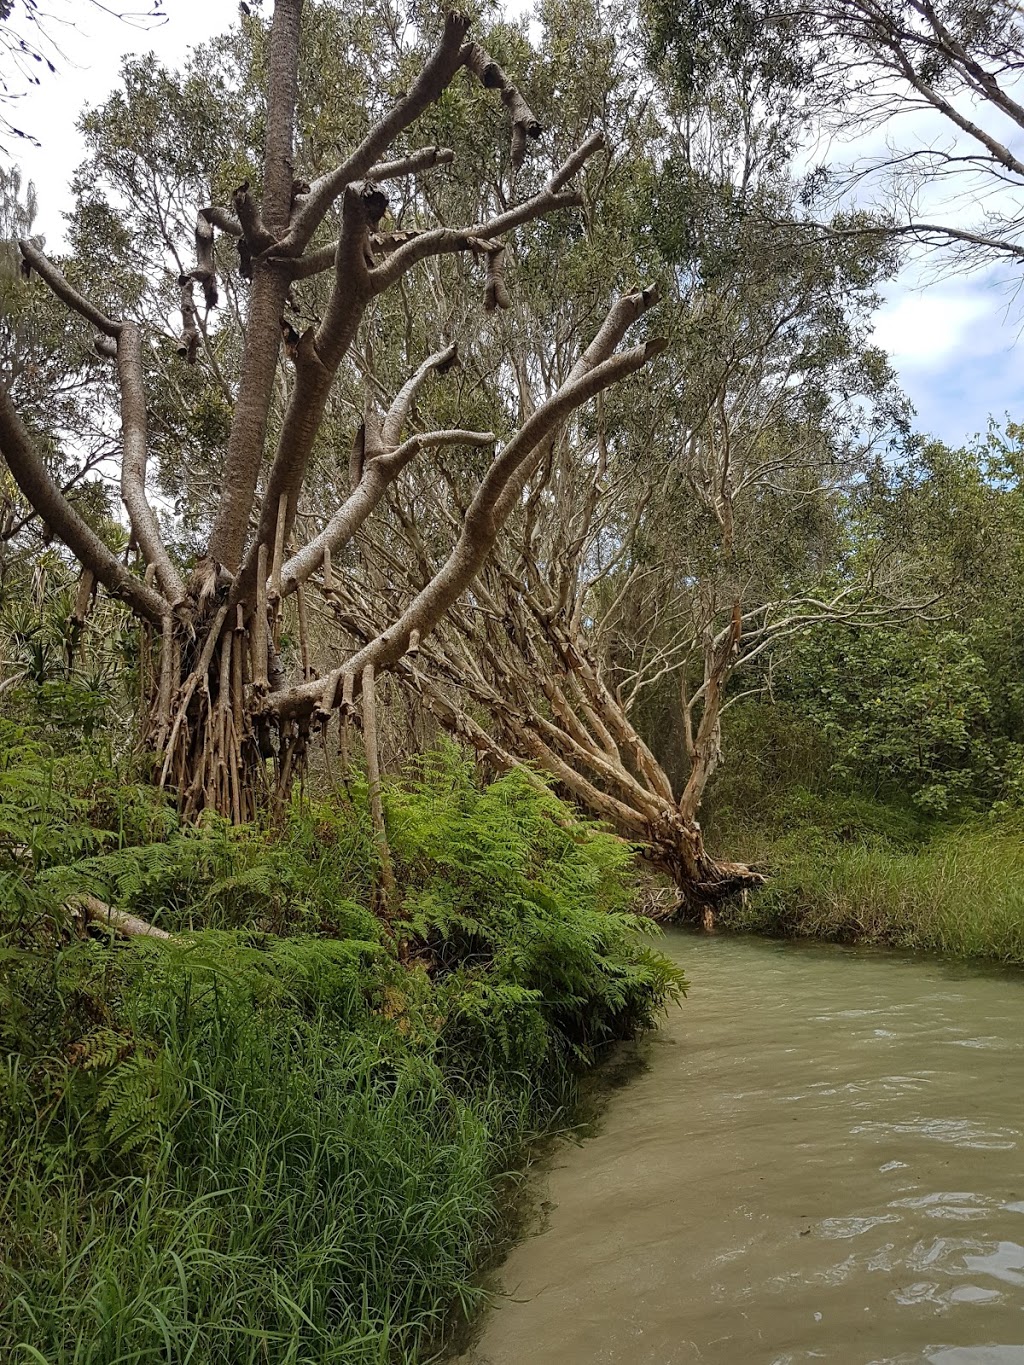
[154,602,271,823]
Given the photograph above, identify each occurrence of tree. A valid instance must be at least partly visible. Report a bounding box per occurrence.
[645,0,1024,272]
[0,0,661,825]
[318,92,924,909]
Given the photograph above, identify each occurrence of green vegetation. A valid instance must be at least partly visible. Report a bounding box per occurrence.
[0,719,679,1364]
[713,792,1024,965]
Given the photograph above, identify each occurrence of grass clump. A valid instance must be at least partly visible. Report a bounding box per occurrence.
[714,789,1024,965]
[0,734,680,1364]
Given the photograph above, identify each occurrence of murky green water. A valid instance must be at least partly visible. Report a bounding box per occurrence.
[460,933,1024,1365]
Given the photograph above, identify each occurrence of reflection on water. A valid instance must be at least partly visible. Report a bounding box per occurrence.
[458,935,1024,1365]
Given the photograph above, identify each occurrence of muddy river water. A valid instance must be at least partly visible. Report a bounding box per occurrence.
[460,933,1024,1365]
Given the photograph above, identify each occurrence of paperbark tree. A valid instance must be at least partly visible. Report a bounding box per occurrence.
[316,158,921,909]
[328,408,917,909]
[0,1,660,821]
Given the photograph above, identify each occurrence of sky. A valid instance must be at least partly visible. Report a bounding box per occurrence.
[7,0,1024,450]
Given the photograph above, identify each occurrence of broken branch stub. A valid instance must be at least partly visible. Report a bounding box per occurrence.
[177,276,200,364]
[462,42,543,170]
[483,245,511,312]
[194,208,218,309]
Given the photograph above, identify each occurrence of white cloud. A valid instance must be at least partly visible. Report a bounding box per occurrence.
[12,0,240,248]
[871,278,1024,441]
[871,288,994,370]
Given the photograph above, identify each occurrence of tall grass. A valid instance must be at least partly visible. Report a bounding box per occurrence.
[0,734,681,1363]
[716,796,1024,964]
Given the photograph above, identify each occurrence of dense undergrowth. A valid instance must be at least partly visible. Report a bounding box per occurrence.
[0,720,679,1364]
[709,787,1024,965]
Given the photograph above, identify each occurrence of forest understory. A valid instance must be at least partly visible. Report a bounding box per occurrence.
[0,716,680,1363]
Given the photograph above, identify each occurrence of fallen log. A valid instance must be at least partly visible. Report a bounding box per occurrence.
[69,893,172,940]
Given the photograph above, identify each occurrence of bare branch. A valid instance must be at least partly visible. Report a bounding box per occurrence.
[281,428,493,596]
[286,11,472,252]
[483,245,510,312]
[773,215,1024,263]
[0,382,168,624]
[192,207,218,309]
[366,145,455,182]
[367,188,589,294]
[461,41,543,170]
[269,290,662,719]
[548,130,605,191]
[116,322,186,604]
[176,275,200,364]
[204,205,242,236]
[382,343,458,448]
[231,179,276,255]
[71,893,172,940]
[289,130,603,285]
[19,240,120,337]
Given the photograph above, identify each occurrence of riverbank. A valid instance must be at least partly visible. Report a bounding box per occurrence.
[0,733,679,1363]
[712,794,1024,965]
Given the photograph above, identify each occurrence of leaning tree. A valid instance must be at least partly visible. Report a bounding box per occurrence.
[0,0,663,825]
[311,27,922,909]
[325,204,918,908]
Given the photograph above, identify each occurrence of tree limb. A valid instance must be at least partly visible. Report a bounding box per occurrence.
[366,145,455,183]
[71,893,172,940]
[285,11,472,253]
[0,383,169,624]
[461,41,543,169]
[268,290,663,719]
[116,322,186,604]
[19,240,120,337]
[382,342,458,448]
[281,427,493,596]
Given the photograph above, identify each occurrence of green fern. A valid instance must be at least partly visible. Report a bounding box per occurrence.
[96,1048,177,1159]
[67,1027,134,1073]
[0,716,681,1364]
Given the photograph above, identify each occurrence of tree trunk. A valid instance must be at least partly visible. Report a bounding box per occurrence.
[640,807,763,921]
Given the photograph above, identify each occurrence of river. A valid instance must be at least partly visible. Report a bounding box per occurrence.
[458,932,1024,1365]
